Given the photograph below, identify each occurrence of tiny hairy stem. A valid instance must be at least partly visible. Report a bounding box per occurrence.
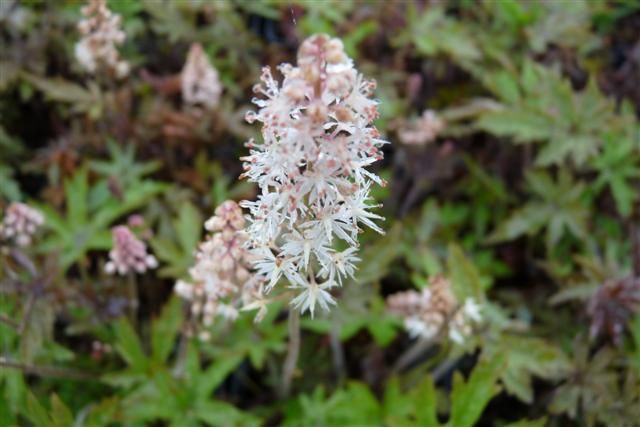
[330,326,346,386]
[432,356,460,382]
[0,357,96,381]
[280,308,301,398]
[126,272,138,327]
[18,291,36,335]
[392,336,435,373]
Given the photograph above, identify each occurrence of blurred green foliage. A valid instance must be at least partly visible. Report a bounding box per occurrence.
[1,0,639,426]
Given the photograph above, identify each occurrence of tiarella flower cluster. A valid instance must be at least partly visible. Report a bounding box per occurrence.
[398,110,445,146]
[240,34,388,317]
[181,43,222,110]
[174,201,265,340]
[105,226,157,275]
[0,202,45,247]
[75,0,129,78]
[387,275,482,344]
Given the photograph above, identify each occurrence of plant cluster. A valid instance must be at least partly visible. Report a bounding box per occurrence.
[1,1,639,426]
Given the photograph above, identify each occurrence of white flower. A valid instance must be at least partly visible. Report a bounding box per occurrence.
[280,230,314,270]
[181,43,222,109]
[75,0,129,78]
[0,202,44,247]
[387,276,483,344]
[104,226,157,275]
[318,247,360,286]
[405,317,439,339]
[74,40,96,72]
[290,280,337,318]
[173,201,267,338]
[398,110,445,146]
[462,298,482,322]
[448,327,466,344]
[240,34,388,316]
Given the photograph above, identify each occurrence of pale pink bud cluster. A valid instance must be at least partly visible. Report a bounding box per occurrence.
[75,0,129,78]
[174,201,266,340]
[0,202,45,247]
[398,110,445,146]
[387,275,481,344]
[240,34,388,318]
[181,43,222,110]
[105,226,157,275]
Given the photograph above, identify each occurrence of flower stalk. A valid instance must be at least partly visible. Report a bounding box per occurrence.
[280,308,301,398]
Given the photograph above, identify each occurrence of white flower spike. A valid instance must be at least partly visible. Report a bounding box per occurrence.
[241,34,388,317]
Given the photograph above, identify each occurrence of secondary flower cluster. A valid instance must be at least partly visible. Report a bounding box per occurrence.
[0,202,45,247]
[105,226,157,275]
[387,275,482,344]
[587,276,640,344]
[398,110,445,146]
[75,0,129,78]
[174,201,265,340]
[240,34,388,317]
[181,43,222,110]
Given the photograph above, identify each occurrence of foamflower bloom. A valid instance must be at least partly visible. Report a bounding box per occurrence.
[105,226,157,275]
[181,43,222,110]
[0,202,44,247]
[240,34,388,317]
[387,275,482,344]
[398,110,445,146]
[174,201,266,340]
[75,0,129,78]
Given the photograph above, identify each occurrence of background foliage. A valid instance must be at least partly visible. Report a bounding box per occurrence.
[1,0,639,426]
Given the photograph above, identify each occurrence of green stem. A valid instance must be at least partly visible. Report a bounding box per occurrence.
[280,308,301,398]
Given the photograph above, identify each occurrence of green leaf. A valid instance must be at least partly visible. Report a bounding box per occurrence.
[536,135,600,167]
[0,165,21,201]
[383,377,415,422]
[113,319,148,373]
[486,202,549,243]
[413,376,440,427]
[488,170,588,249]
[83,397,120,427]
[476,109,550,142]
[151,296,183,363]
[195,400,260,427]
[476,62,618,167]
[151,201,202,278]
[49,394,74,427]
[37,167,164,271]
[343,21,379,58]
[24,392,50,427]
[490,335,571,403]
[176,202,203,259]
[449,355,504,427]
[333,381,382,424]
[89,141,162,188]
[409,7,480,61]
[21,72,100,111]
[197,354,244,397]
[66,168,89,226]
[447,243,484,300]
